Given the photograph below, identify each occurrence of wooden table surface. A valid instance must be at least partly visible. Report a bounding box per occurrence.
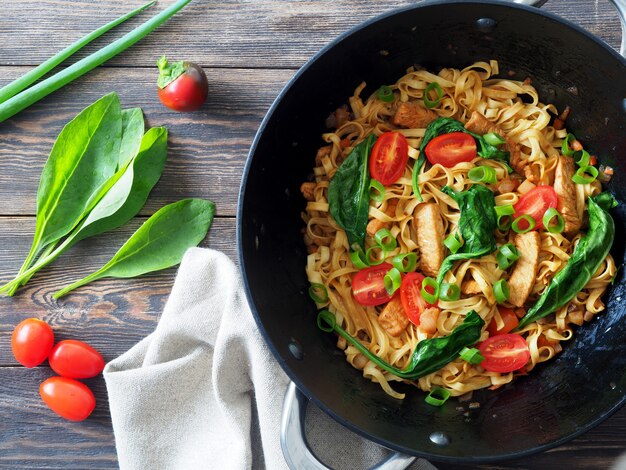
[0,0,624,468]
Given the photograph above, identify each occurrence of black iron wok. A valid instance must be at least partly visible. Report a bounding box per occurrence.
[238,0,626,465]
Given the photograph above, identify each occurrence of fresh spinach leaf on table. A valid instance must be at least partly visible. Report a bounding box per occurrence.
[119,107,145,168]
[54,198,215,298]
[328,134,376,251]
[0,127,169,294]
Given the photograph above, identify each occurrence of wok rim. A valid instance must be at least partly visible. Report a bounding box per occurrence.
[237,0,626,463]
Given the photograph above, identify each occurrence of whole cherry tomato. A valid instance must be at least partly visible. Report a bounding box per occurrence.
[157,55,208,112]
[48,340,105,379]
[40,377,96,422]
[11,318,54,368]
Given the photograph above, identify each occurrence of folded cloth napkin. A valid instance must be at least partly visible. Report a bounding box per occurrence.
[104,248,436,470]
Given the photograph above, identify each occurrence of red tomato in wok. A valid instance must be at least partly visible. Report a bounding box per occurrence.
[352,263,396,306]
[48,340,105,379]
[479,334,530,373]
[487,308,519,336]
[513,185,558,230]
[40,377,96,422]
[424,132,477,167]
[399,272,435,326]
[370,132,409,185]
[11,318,54,368]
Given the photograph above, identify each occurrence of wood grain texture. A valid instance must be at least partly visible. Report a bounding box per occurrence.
[0,216,236,367]
[0,0,621,69]
[0,66,291,218]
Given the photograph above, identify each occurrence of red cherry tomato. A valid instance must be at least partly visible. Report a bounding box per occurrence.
[40,377,96,422]
[370,132,409,185]
[488,308,519,336]
[48,340,105,379]
[157,57,208,112]
[478,334,530,373]
[424,132,477,167]
[513,185,558,230]
[400,272,435,326]
[11,318,54,368]
[352,263,396,306]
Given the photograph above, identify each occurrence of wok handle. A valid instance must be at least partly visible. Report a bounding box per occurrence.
[280,382,422,470]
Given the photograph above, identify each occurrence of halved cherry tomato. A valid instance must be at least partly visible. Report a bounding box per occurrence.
[400,272,435,326]
[40,377,96,422]
[424,132,477,167]
[48,340,105,379]
[488,308,519,336]
[513,185,558,230]
[370,132,409,185]
[478,334,530,373]
[11,318,54,368]
[352,263,396,306]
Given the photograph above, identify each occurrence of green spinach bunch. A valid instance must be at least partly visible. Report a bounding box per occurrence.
[413,117,510,201]
[1,93,214,296]
[436,185,498,285]
[516,192,617,330]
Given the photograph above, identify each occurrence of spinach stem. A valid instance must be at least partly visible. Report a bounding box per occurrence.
[53,271,104,299]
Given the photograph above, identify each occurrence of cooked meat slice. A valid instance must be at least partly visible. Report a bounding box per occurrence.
[507,231,541,307]
[300,182,316,201]
[461,279,482,295]
[392,101,438,129]
[464,111,525,177]
[554,155,581,236]
[414,203,445,277]
[378,297,409,337]
[419,307,440,335]
[366,200,398,236]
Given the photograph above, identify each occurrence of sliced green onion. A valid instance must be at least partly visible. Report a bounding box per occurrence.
[561,133,576,157]
[511,214,536,233]
[392,252,418,273]
[543,208,565,234]
[425,387,451,406]
[493,279,510,304]
[573,149,590,167]
[423,82,443,109]
[439,283,460,301]
[495,204,515,231]
[468,166,497,184]
[443,232,464,254]
[496,243,520,270]
[365,246,386,266]
[309,283,329,303]
[421,277,439,304]
[374,228,397,251]
[572,165,599,184]
[369,179,386,203]
[349,250,370,269]
[377,85,395,103]
[0,0,193,123]
[483,132,506,146]
[317,310,336,333]
[460,347,485,365]
[0,1,156,105]
[384,268,403,295]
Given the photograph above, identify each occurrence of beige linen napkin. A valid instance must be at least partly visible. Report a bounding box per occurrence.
[104,248,436,470]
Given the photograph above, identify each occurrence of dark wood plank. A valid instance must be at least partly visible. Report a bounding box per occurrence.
[0,364,625,469]
[0,66,291,218]
[0,216,236,367]
[0,0,621,69]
